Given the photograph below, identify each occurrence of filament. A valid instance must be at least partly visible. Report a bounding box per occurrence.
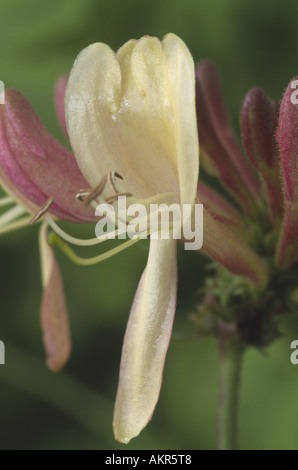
[30,197,54,224]
[0,205,26,227]
[83,176,108,206]
[0,196,13,207]
[108,171,123,193]
[49,232,145,266]
[44,214,129,246]
[0,216,32,235]
[41,187,180,267]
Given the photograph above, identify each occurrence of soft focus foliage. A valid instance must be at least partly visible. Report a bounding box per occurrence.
[1,0,298,450]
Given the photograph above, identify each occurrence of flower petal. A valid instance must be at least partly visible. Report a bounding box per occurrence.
[161,34,199,206]
[65,34,198,205]
[0,166,38,214]
[39,222,71,371]
[0,90,95,222]
[113,238,177,443]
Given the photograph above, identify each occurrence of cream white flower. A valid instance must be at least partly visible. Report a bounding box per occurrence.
[65,33,199,443]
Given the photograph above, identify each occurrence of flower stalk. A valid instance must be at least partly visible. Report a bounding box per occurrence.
[217,337,244,450]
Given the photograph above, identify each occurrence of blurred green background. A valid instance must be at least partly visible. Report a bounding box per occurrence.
[1,0,298,450]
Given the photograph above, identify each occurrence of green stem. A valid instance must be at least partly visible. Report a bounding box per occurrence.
[217,339,244,450]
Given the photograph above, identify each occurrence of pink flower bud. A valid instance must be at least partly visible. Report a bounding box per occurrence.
[241,87,283,224]
[276,78,298,266]
[201,204,268,289]
[276,77,298,203]
[196,61,260,214]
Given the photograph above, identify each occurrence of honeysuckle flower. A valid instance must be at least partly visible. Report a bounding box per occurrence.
[65,33,199,442]
[0,82,95,370]
[3,33,294,447]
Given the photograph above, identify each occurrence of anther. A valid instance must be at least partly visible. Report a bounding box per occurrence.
[82,176,108,206]
[76,190,91,202]
[30,197,54,224]
[109,171,123,194]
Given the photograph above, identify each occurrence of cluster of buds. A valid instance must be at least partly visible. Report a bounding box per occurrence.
[193,62,298,347]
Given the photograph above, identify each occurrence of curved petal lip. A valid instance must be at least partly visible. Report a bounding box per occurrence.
[65,34,199,207]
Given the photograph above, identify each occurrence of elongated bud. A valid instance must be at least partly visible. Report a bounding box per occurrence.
[196,61,260,212]
[276,201,298,267]
[197,182,246,238]
[39,223,71,371]
[276,77,298,202]
[196,79,253,213]
[241,87,283,223]
[200,204,268,289]
[276,78,298,266]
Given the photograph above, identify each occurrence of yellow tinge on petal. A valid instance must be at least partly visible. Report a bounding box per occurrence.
[65,33,199,206]
[113,238,177,443]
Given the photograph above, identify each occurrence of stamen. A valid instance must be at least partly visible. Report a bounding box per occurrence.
[0,196,13,207]
[48,187,178,252]
[83,176,108,206]
[77,172,126,206]
[0,216,32,235]
[108,171,123,194]
[0,205,26,227]
[44,214,129,246]
[76,191,99,210]
[76,190,91,202]
[49,232,144,266]
[30,197,54,225]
